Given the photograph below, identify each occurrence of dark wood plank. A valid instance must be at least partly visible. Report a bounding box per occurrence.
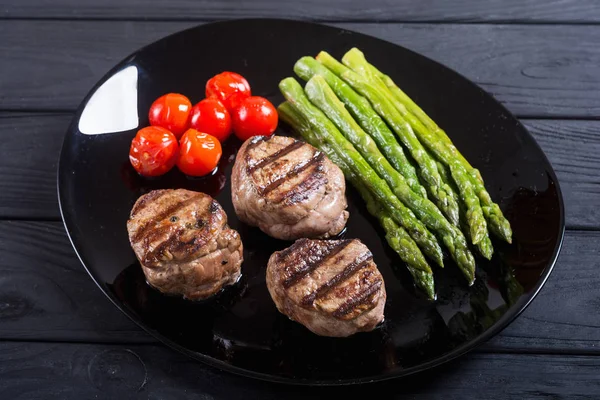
[2,21,600,117]
[0,220,153,343]
[2,114,597,228]
[523,120,600,230]
[2,0,599,23]
[0,113,71,219]
[0,341,599,399]
[0,219,598,354]
[0,21,190,112]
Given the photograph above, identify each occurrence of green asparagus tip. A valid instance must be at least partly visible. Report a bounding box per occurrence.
[488,213,513,244]
[504,224,513,244]
[478,236,494,260]
[410,268,436,300]
[471,226,486,245]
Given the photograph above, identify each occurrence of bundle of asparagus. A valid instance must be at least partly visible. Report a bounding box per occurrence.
[278,48,512,299]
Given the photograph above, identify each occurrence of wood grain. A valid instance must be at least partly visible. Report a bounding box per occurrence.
[0,341,599,398]
[0,113,70,219]
[1,0,599,23]
[1,21,600,117]
[0,220,153,343]
[523,120,600,230]
[2,114,597,228]
[1,0,598,394]
[0,220,598,354]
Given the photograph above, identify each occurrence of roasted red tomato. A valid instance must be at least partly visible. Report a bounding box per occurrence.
[177,129,222,177]
[231,96,278,141]
[148,93,192,138]
[129,126,179,177]
[205,72,251,111]
[189,98,232,142]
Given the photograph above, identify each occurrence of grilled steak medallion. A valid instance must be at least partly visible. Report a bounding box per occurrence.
[127,189,243,300]
[231,135,349,241]
[266,238,386,337]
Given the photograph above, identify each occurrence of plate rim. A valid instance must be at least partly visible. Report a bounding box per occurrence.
[57,18,566,386]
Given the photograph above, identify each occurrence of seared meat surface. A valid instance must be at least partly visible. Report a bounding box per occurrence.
[127,189,243,300]
[231,135,348,240]
[266,238,385,337]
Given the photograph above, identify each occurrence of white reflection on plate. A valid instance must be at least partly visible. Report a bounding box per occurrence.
[79,65,139,135]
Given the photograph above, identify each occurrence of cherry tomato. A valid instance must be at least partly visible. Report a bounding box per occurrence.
[231,96,278,141]
[206,72,251,111]
[177,129,222,177]
[189,98,232,142]
[148,93,192,138]
[129,126,179,177]
[225,92,248,112]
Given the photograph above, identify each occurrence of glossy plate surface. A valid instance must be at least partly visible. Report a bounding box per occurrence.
[58,19,564,385]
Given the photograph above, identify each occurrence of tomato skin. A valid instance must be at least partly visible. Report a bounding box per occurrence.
[206,72,251,111]
[177,129,222,177]
[148,93,192,138]
[129,126,179,177]
[231,96,278,141]
[225,92,248,112]
[189,98,232,142]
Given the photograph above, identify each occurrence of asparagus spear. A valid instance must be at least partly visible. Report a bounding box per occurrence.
[316,51,460,229]
[436,157,493,259]
[366,57,476,177]
[293,56,428,199]
[435,146,492,257]
[325,51,488,245]
[435,159,451,185]
[278,77,445,269]
[431,157,459,227]
[278,101,436,299]
[304,75,475,283]
[458,192,494,259]
[381,216,436,300]
[343,48,512,244]
[303,74,436,226]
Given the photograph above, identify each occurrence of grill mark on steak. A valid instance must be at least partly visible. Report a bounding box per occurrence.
[141,205,215,267]
[332,280,383,319]
[130,189,168,217]
[231,135,349,241]
[282,239,352,289]
[301,252,373,307]
[245,135,269,151]
[277,238,345,265]
[170,211,216,256]
[246,141,306,174]
[127,189,244,300]
[142,227,186,266]
[275,238,308,261]
[275,163,326,204]
[131,194,204,243]
[260,152,325,195]
[138,221,176,249]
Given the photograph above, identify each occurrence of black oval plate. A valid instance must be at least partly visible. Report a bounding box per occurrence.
[58,19,564,385]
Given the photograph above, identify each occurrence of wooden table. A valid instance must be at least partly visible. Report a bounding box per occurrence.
[1,1,599,398]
